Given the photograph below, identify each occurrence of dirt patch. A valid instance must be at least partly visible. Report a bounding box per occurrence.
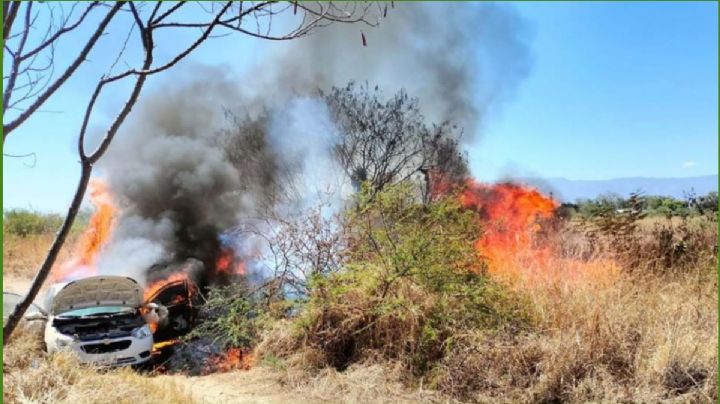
[158,364,447,404]
[158,368,327,404]
[3,274,33,295]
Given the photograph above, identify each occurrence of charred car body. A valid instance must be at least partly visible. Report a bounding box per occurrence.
[144,276,200,342]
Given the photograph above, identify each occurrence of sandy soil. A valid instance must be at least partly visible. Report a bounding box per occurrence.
[4,273,47,312]
[158,369,328,404]
[4,274,33,295]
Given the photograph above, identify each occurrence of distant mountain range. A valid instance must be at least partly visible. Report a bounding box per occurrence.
[517,175,718,202]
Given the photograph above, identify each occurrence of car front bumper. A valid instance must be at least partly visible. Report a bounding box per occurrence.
[62,335,154,366]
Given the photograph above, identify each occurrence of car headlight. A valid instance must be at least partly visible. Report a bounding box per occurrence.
[55,333,75,347]
[132,325,152,339]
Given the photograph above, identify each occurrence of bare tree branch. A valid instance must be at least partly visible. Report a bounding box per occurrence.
[3,2,33,114]
[82,1,233,162]
[3,2,125,141]
[3,151,37,168]
[3,1,383,343]
[3,1,22,42]
[18,2,100,62]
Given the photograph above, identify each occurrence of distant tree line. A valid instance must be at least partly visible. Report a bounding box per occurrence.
[559,190,718,219]
[4,208,92,237]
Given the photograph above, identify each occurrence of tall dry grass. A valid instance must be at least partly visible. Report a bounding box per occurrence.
[3,324,194,404]
[260,267,716,404]
[432,216,717,402]
[258,215,718,403]
[434,270,717,403]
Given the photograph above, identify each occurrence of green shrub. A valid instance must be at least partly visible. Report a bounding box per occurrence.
[185,284,264,349]
[3,209,63,237]
[266,183,534,374]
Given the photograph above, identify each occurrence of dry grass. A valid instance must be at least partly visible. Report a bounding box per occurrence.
[3,325,194,404]
[3,233,78,279]
[278,362,453,403]
[560,215,717,274]
[257,212,718,403]
[3,215,717,403]
[435,270,717,403]
[260,268,717,404]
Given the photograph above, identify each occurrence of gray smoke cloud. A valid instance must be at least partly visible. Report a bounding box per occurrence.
[255,1,532,141]
[96,70,249,284]
[93,3,532,284]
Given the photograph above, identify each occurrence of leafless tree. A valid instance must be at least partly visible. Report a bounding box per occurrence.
[324,82,469,199]
[249,205,347,299]
[3,1,384,342]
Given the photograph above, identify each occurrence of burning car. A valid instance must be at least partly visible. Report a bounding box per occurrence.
[144,274,200,342]
[41,276,154,366]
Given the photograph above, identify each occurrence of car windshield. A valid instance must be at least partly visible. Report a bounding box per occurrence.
[57,306,134,318]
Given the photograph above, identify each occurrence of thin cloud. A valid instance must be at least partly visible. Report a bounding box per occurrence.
[682,161,697,168]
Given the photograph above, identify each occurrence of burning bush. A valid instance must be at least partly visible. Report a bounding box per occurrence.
[152,284,261,375]
[261,183,534,375]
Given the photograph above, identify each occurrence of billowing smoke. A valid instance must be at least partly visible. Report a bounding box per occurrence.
[93,2,532,285]
[255,1,532,141]
[96,72,250,284]
[95,71,349,285]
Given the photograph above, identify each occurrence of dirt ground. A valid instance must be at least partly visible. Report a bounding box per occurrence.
[158,370,327,404]
[158,366,442,404]
[4,274,33,295]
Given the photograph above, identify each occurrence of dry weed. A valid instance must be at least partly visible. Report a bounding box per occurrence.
[3,324,193,404]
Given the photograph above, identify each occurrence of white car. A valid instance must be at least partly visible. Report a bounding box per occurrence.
[41,276,154,366]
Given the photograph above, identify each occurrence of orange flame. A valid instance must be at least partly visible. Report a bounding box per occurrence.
[152,339,179,352]
[143,272,190,302]
[203,348,253,374]
[460,180,557,255]
[456,179,618,288]
[53,179,116,282]
[215,248,246,276]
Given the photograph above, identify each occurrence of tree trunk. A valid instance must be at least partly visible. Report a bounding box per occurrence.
[3,161,92,344]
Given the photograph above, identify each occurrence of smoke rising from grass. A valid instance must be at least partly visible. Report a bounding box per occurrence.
[93,3,532,283]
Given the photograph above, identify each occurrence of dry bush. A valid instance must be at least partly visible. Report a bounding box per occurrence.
[258,184,532,386]
[256,185,717,403]
[3,324,193,404]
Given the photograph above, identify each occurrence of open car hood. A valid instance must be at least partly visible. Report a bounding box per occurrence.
[51,276,143,315]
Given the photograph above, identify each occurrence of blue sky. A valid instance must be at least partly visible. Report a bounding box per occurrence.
[3,2,718,212]
[470,2,718,181]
